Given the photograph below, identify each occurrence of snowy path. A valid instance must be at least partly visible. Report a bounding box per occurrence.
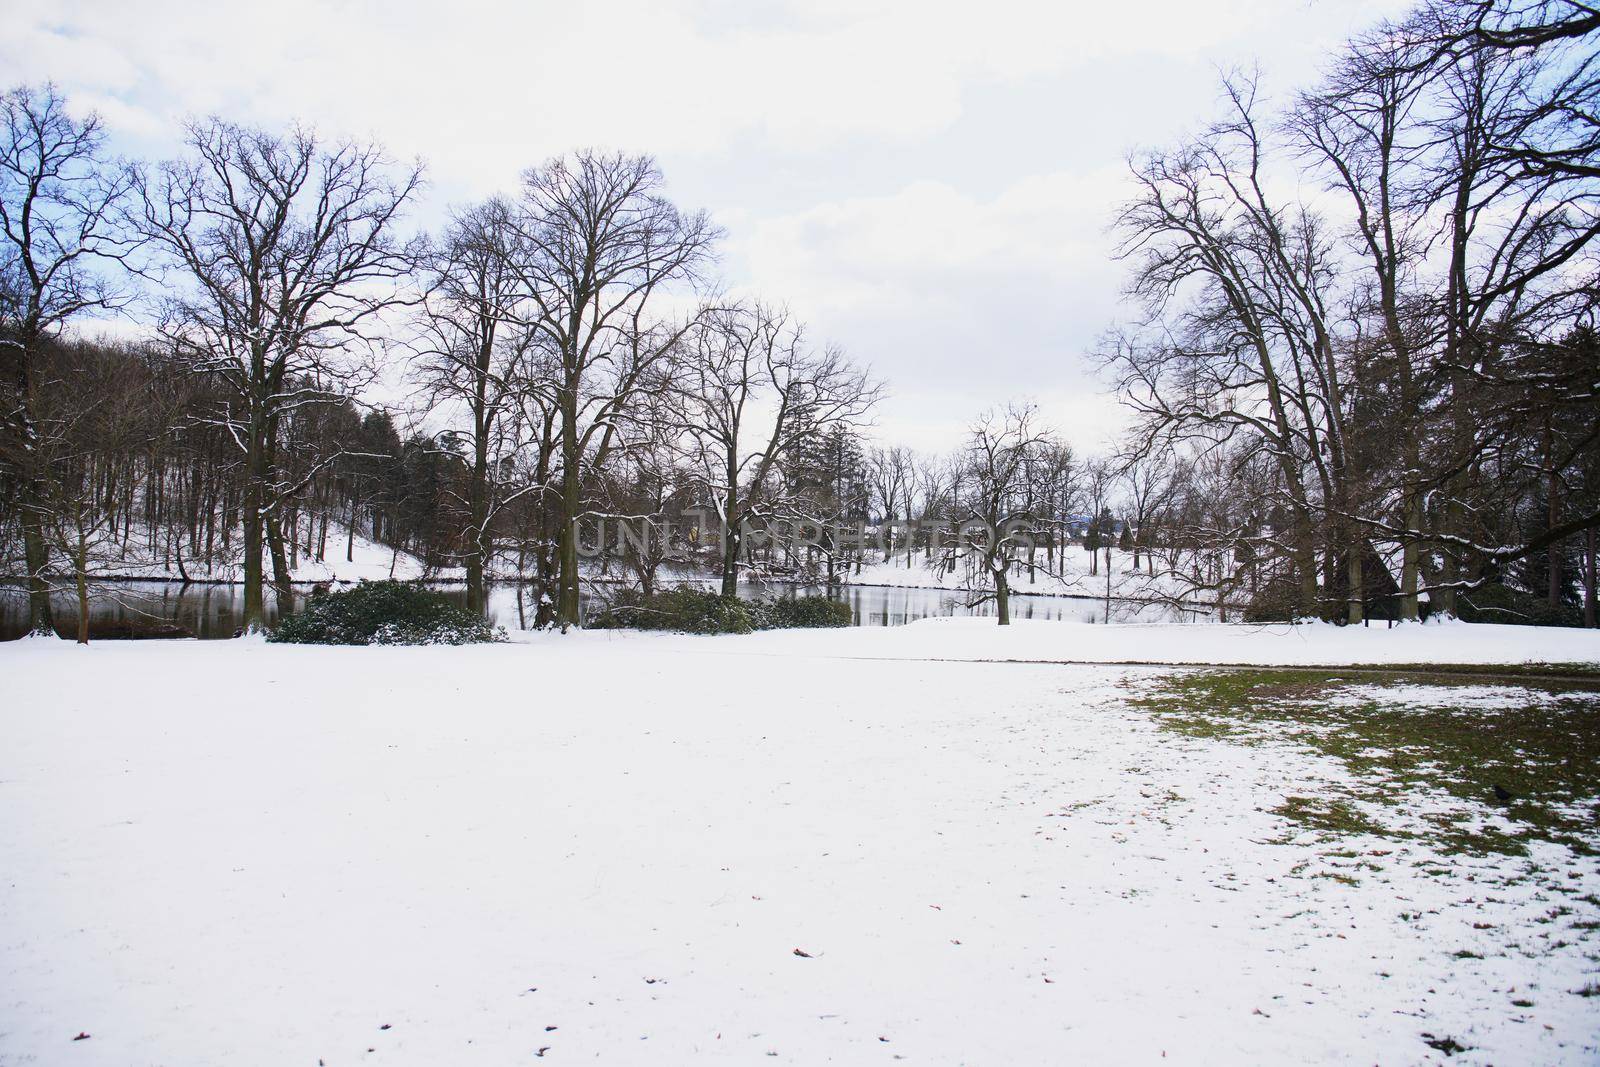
[3,634,1598,1064]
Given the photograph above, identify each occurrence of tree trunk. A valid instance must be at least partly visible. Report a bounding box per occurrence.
[241,480,264,632]
[347,477,359,563]
[267,515,295,616]
[1436,495,1462,617]
[995,566,1010,626]
[556,386,582,627]
[74,533,90,645]
[1585,527,1596,629]
[721,525,740,598]
[8,326,55,636]
[1399,492,1422,621]
[466,391,492,615]
[1105,550,1113,623]
[1548,470,1561,608]
[1346,540,1364,626]
[1285,505,1320,619]
[19,483,54,635]
[465,446,487,615]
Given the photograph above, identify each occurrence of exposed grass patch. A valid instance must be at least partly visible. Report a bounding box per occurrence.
[1347,662,1600,682]
[1133,668,1600,856]
[1274,795,1388,838]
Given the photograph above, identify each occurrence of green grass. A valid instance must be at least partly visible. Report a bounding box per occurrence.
[1133,668,1600,856]
[1345,662,1600,682]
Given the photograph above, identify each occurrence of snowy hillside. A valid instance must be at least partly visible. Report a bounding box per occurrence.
[59,525,439,585]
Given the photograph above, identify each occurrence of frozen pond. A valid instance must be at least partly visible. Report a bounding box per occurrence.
[0,578,1210,639]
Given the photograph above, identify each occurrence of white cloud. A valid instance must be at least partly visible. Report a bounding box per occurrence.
[725,167,1135,452]
[2,0,1315,184]
[731,168,1130,311]
[1,0,1411,453]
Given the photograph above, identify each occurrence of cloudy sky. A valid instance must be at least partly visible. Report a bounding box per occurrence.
[4,0,1406,453]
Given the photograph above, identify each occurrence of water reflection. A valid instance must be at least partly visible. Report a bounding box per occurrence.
[0,578,1210,640]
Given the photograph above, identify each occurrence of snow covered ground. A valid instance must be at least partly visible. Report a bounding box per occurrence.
[571,614,1600,668]
[3,623,1598,1065]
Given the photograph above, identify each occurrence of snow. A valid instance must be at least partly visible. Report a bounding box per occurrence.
[1326,683,1600,711]
[3,623,1598,1065]
[553,615,1600,669]
[56,524,436,584]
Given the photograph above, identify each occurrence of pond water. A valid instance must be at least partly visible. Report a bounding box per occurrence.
[0,578,1211,640]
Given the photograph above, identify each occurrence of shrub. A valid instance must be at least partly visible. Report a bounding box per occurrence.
[1456,583,1583,628]
[268,580,505,645]
[590,586,852,633]
[755,593,854,629]
[1242,580,1304,624]
[589,586,753,634]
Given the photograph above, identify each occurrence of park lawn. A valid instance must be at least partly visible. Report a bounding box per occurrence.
[2,622,1599,1065]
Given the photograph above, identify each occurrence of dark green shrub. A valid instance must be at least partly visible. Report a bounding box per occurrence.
[590,586,852,633]
[1456,583,1584,628]
[268,580,505,645]
[1242,580,1304,624]
[590,586,754,634]
[756,594,854,629]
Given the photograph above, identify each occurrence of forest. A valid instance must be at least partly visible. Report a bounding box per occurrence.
[2,0,1597,639]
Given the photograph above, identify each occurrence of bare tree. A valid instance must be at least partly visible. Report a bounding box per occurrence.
[1117,449,1177,574]
[135,119,422,630]
[412,197,539,613]
[0,84,132,635]
[670,303,881,596]
[507,151,718,626]
[1291,29,1435,619]
[952,404,1052,625]
[32,340,157,641]
[868,444,917,564]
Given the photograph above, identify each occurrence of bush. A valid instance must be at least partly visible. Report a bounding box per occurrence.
[754,593,854,630]
[268,580,506,645]
[589,586,754,634]
[590,586,852,633]
[1242,580,1305,624]
[1456,583,1584,628]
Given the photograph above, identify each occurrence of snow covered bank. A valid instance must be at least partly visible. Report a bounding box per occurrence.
[543,615,1600,669]
[11,524,438,585]
[3,632,1598,1064]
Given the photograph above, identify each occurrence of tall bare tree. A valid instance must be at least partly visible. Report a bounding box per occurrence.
[508,152,717,625]
[412,197,538,613]
[135,120,422,630]
[0,84,132,634]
